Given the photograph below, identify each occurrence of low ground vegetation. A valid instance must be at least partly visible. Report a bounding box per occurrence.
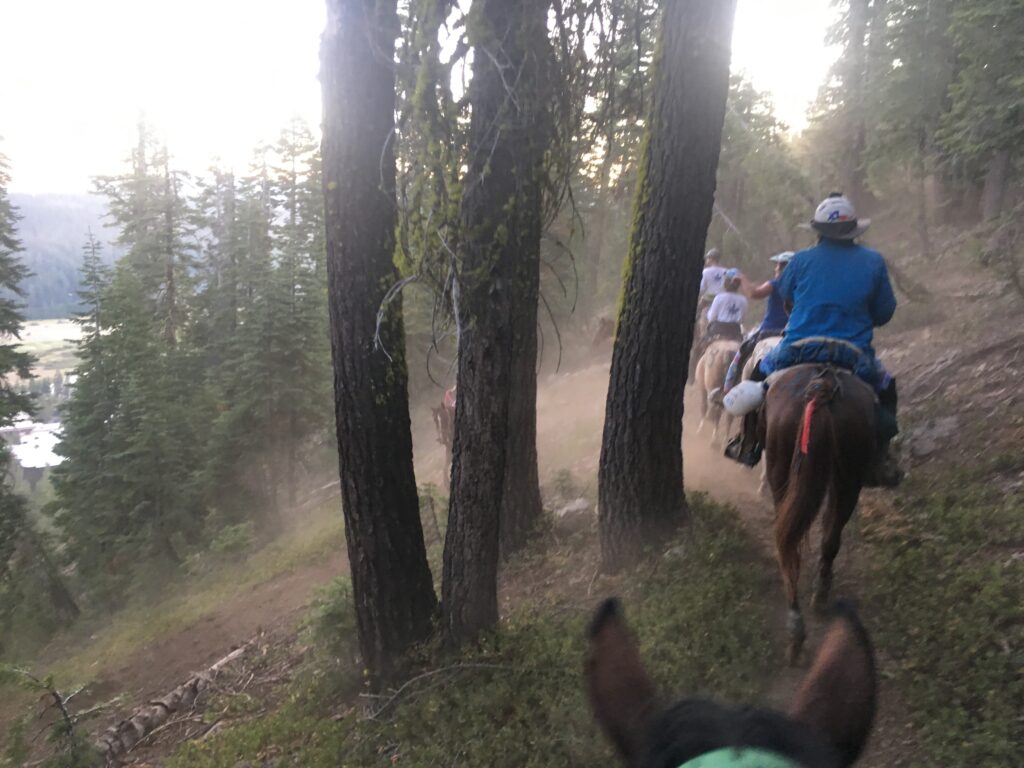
[167,496,774,768]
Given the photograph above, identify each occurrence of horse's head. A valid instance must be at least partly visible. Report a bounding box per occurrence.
[585,599,876,768]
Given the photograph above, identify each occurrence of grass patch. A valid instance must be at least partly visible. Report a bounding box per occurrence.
[168,496,776,768]
[42,500,343,686]
[861,468,1024,765]
[17,318,81,376]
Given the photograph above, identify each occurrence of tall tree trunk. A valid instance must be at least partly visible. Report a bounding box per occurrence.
[843,0,872,211]
[499,253,542,556]
[321,0,437,683]
[442,0,548,643]
[598,0,737,572]
[982,148,1012,221]
[498,3,551,558]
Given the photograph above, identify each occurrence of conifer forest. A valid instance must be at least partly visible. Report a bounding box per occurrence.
[0,1,1021,766]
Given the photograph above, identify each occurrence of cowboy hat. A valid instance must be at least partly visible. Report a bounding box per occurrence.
[799,193,870,240]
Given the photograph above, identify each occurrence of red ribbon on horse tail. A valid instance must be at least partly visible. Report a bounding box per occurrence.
[800,398,817,455]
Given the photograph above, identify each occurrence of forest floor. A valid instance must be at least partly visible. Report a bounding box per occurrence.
[5,248,1022,766]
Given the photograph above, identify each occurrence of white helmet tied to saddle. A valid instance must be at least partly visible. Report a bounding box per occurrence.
[723,380,765,417]
[801,192,870,240]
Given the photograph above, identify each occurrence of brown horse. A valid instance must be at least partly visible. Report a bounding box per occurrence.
[762,364,876,663]
[694,339,739,444]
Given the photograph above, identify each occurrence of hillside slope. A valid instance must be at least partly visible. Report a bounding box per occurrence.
[11,193,119,319]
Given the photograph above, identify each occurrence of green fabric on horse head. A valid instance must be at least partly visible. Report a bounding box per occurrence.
[678,747,802,768]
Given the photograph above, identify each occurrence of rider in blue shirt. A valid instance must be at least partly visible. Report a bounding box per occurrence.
[770,242,895,360]
[725,193,901,487]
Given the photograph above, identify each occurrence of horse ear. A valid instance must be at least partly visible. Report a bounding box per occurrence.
[789,601,877,766]
[584,599,658,766]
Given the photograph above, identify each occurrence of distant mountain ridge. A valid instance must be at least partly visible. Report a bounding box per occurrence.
[11,193,120,320]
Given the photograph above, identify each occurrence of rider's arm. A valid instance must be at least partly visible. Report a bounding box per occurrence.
[745,279,774,300]
[870,258,898,326]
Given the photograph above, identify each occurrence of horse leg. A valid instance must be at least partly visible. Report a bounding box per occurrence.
[813,481,859,613]
[775,492,806,665]
[777,537,806,666]
[697,381,708,433]
[711,409,729,448]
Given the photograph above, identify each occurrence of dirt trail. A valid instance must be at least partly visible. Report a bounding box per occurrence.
[92,553,347,705]
[12,547,347,744]
[502,360,917,767]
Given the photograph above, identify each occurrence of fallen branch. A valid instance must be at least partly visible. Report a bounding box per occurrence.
[94,643,249,765]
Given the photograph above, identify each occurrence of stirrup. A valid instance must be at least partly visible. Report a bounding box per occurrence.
[724,436,761,468]
[724,435,743,460]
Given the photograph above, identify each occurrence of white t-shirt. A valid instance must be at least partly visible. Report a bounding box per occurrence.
[707,292,747,324]
[700,266,728,296]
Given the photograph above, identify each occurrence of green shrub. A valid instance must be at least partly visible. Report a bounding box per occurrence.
[863,481,1024,765]
[209,522,256,557]
[304,577,358,664]
[169,498,776,768]
[550,468,578,500]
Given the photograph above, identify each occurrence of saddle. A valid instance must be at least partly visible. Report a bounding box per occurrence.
[765,363,877,404]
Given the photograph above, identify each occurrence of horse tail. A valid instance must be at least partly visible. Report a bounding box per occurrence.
[775,377,837,606]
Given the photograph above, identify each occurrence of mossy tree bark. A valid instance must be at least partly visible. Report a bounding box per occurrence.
[499,5,553,559]
[320,0,437,684]
[598,0,737,572]
[442,0,549,643]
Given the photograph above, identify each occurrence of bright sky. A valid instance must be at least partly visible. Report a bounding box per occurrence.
[2,0,840,195]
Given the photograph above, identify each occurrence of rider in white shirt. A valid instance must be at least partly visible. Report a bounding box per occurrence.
[707,289,747,325]
[700,248,729,299]
[692,270,747,372]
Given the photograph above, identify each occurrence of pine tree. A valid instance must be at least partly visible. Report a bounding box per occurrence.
[198,153,280,521]
[321,0,438,682]
[53,125,207,597]
[598,0,737,571]
[48,233,123,596]
[0,145,34,609]
[270,120,331,507]
[440,0,551,642]
[0,148,78,643]
[192,168,245,373]
[940,0,1024,219]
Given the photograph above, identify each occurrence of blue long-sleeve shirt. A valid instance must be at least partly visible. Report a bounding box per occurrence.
[776,239,896,354]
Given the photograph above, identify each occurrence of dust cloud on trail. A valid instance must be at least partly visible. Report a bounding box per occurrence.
[412,357,768,523]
